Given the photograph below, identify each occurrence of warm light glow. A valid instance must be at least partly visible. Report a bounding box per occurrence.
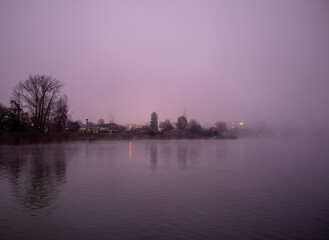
[129,141,132,159]
[128,125,132,130]
[158,127,163,132]
[239,122,244,126]
[31,123,34,127]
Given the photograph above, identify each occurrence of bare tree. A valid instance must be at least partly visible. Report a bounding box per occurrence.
[0,104,9,131]
[12,74,63,132]
[52,95,69,132]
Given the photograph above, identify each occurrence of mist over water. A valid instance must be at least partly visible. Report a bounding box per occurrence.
[0,137,328,239]
[1,1,329,239]
[1,0,329,128]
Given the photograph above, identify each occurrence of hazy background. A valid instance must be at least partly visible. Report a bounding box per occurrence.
[1,0,329,128]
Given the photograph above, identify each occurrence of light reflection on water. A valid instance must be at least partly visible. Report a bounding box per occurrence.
[0,138,329,239]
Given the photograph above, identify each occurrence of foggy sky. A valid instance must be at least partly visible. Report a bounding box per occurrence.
[1,0,329,127]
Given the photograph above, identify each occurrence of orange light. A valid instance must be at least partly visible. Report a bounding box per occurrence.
[129,141,132,159]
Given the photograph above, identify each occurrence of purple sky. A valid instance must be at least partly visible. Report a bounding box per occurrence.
[1,0,329,127]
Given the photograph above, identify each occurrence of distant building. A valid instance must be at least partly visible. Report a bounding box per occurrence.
[79,123,125,134]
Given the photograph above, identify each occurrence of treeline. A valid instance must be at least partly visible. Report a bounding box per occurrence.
[146,112,232,138]
[0,74,239,144]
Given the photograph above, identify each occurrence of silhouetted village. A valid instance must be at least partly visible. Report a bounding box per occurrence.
[0,74,272,144]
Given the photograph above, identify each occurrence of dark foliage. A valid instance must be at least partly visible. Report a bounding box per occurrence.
[150,112,159,133]
[176,116,188,130]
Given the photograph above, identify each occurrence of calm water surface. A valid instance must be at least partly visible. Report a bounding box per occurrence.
[0,138,328,239]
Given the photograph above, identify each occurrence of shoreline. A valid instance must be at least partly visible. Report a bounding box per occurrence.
[0,132,237,145]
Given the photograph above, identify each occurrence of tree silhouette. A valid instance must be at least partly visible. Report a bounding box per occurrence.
[67,121,80,132]
[12,74,63,132]
[216,121,228,136]
[150,112,159,133]
[159,119,174,132]
[176,116,188,130]
[52,95,69,133]
[189,119,202,133]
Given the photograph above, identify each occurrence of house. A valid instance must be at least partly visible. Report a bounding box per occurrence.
[95,123,125,134]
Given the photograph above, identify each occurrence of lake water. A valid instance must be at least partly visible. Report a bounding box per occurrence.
[0,138,328,239]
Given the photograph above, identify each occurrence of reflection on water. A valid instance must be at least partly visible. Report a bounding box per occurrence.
[177,142,188,170]
[0,145,67,213]
[0,139,329,240]
[150,143,158,170]
[129,141,132,159]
